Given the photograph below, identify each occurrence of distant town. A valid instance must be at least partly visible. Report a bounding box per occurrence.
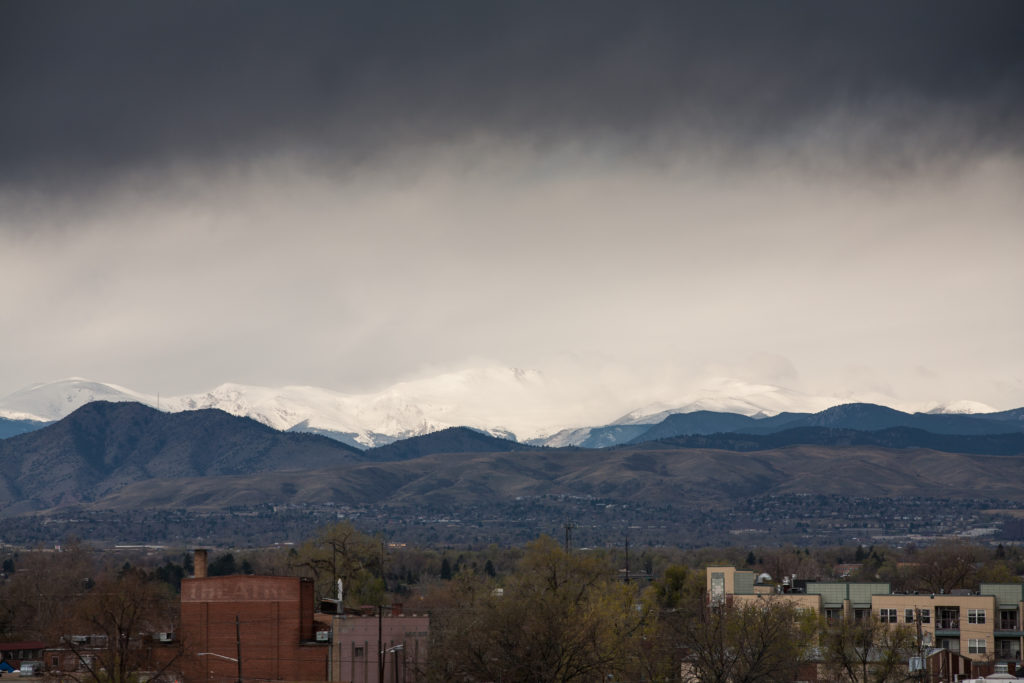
[1,493,1021,549]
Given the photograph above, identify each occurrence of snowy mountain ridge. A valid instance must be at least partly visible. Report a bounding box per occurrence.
[0,373,1000,448]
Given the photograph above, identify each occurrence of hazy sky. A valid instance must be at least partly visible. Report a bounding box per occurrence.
[2,1,1023,410]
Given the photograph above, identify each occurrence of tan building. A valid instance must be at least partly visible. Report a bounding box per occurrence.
[708,567,1024,670]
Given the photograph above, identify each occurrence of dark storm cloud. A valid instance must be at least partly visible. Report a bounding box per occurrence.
[2,1,1022,190]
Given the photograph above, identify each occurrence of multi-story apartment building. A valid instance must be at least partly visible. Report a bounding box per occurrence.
[708,566,1024,670]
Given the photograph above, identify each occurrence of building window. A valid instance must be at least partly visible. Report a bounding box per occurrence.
[919,608,930,624]
[905,608,915,623]
[854,608,870,622]
[825,608,842,624]
[710,573,725,606]
[354,646,364,658]
[938,607,960,629]
[968,609,986,624]
[999,609,1018,630]
[51,656,59,667]
[969,639,987,654]
[880,608,898,623]
[996,638,1021,660]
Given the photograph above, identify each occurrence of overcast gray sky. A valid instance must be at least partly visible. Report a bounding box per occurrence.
[2,1,1023,410]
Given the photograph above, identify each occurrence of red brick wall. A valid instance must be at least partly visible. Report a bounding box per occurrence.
[180,576,327,683]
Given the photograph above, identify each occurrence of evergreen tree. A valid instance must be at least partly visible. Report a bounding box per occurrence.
[208,553,237,576]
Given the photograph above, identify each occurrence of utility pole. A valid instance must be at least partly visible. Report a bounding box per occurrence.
[563,521,574,553]
[332,540,338,599]
[235,615,242,683]
[378,541,385,683]
[377,604,384,683]
[624,534,630,584]
[915,608,926,682]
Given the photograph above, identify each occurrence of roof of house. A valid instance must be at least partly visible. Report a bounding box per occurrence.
[0,642,47,651]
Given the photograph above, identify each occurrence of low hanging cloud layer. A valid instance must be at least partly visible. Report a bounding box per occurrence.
[2,1,1023,413]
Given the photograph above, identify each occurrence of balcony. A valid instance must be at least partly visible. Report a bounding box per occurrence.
[935,618,960,636]
[996,619,1024,637]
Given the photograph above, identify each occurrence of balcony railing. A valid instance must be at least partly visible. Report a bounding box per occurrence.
[998,619,1019,631]
[936,618,960,630]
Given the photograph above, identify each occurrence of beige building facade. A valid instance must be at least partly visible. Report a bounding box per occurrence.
[708,566,1024,667]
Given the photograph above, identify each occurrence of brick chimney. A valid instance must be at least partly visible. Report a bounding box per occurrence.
[193,548,208,578]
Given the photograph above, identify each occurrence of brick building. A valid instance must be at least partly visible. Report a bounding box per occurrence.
[179,556,329,683]
[322,610,428,683]
[0,641,46,671]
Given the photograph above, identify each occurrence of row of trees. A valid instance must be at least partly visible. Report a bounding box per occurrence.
[425,537,927,683]
[0,542,179,683]
[1,527,1016,682]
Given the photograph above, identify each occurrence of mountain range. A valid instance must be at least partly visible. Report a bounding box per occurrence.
[1,397,1022,517]
[0,401,364,515]
[0,376,1008,449]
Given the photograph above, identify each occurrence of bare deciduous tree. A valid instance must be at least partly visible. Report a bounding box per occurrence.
[819,615,917,683]
[429,535,647,683]
[60,567,180,683]
[288,521,384,606]
[908,541,977,594]
[671,597,817,683]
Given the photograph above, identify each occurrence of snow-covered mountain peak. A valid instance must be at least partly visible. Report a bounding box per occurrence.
[0,369,554,447]
[0,373,1010,450]
[0,377,152,421]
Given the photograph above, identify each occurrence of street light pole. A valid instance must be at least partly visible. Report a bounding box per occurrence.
[387,644,404,683]
[197,650,241,683]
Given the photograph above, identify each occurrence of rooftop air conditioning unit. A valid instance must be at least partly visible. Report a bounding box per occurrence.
[315,631,330,642]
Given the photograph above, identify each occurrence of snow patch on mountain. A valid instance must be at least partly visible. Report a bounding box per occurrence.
[610,379,837,425]
[527,426,595,448]
[922,400,997,415]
